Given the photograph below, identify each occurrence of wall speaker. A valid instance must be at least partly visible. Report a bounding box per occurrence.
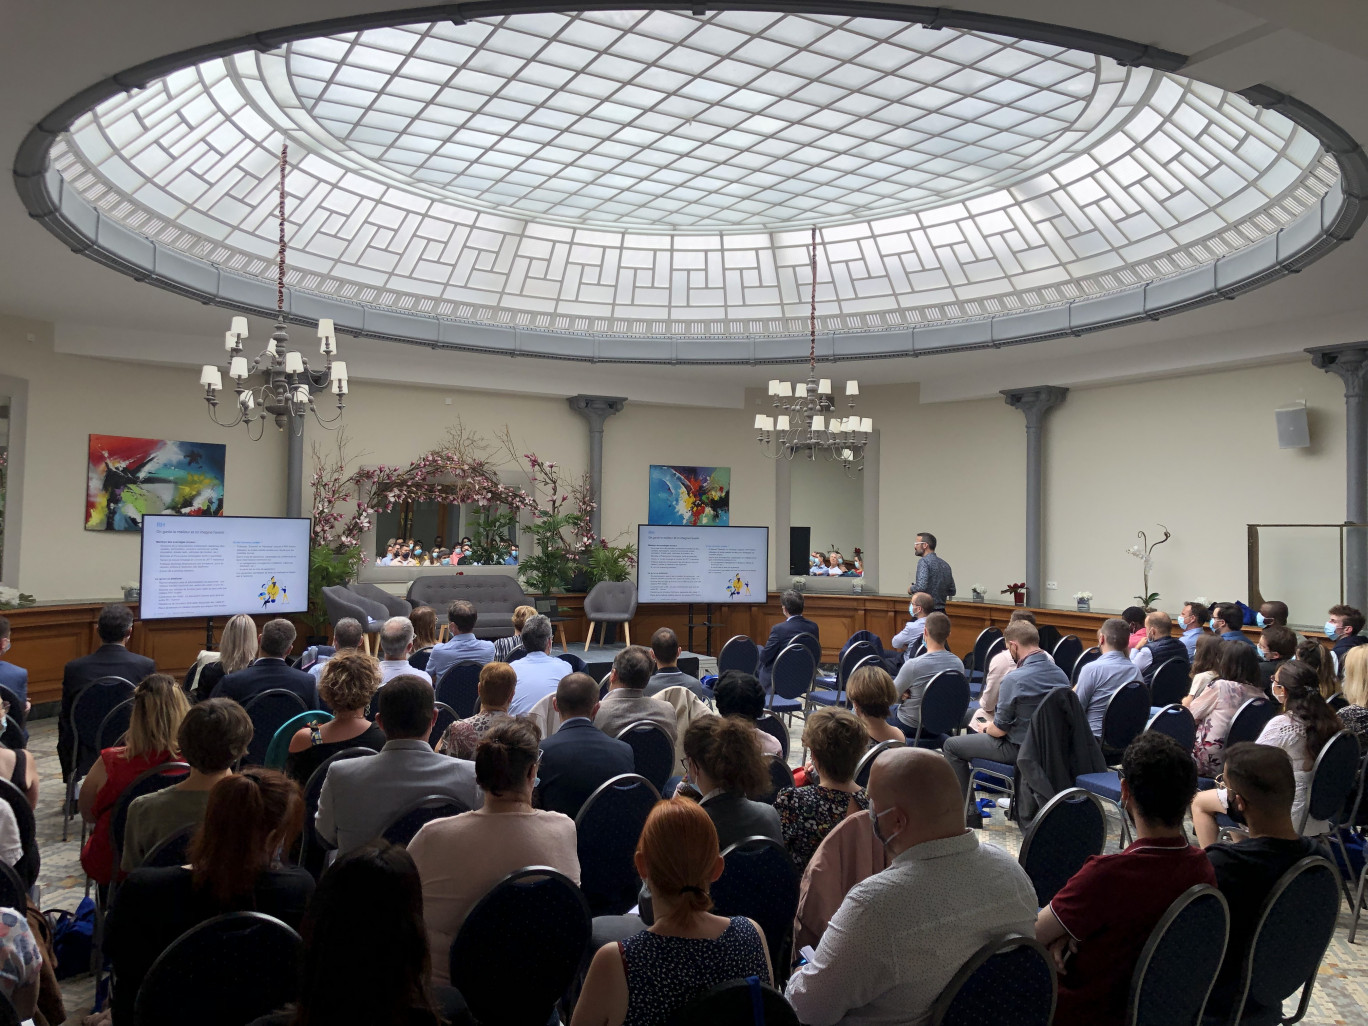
[1275,402,1310,449]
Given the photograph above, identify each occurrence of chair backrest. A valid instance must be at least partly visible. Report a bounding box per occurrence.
[435,662,483,717]
[1144,704,1197,753]
[854,739,905,788]
[839,642,878,685]
[1302,729,1360,831]
[771,644,816,702]
[789,631,822,664]
[0,861,25,915]
[347,581,412,618]
[759,756,794,804]
[240,689,309,767]
[665,976,800,1026]
[0,780,36,889]
[1150,658,1190,706]
[1070,646,1101,685]
[714,837,800,979]
[134,912,303,1026]
[929,934,1055,1026]
[1233,856,1340,1024]
[599,672,613,700]
[140,823,196,870]
[917,671,971,740]
[557,651,587,674]
[0,684,25,733]
[321,585,372,628]
[1226,696,1277,747]
[70,676,136,774]
[1099,679,1152,751]
[1017,788,1106,907]
[584,581,639,619]
[575,773,661,916]
[298,746,377,877]
[265,710,334,770]
[755,713,790,759]
[1127,884,1229,1026]
[427,702,457,750]
[450,866,591,1026]
[380,793,469,846]
[109,760,190,874]
[969,627,1003,674]
[616,720,676,790]
[1052,635,1084,679]
[408,649,432,672]
[718,635,760,676]
[843,629,884,656]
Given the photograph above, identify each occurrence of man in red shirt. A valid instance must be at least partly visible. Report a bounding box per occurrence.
[1035,732,1215,1026]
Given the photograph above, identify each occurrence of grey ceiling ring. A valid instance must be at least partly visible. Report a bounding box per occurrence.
[11,2,1368,365]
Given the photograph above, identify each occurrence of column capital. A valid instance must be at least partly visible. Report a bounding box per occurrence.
[1307,342,1368,398]
[1001,385,1069,428]
[567,394,627,429]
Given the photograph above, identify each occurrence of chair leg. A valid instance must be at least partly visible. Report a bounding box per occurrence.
[584,623,593,652]
[1350,857,1368,944]
[623,622,631,647]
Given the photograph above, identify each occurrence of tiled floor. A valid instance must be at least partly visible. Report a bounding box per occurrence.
[27,709,1368,1025]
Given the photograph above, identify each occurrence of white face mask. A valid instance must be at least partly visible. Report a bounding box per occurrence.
[868,805,901,849]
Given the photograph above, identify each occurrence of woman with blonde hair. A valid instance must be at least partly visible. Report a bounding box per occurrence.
[1296,636,1338,700]
[846,664,906,746]
[571,798,772,1026]
[493,604,538,662]
[1338,644,1368,751]
[285,651,386,785]
[185,613,258,701]
[409,606,440,669]
[79,673,189,885]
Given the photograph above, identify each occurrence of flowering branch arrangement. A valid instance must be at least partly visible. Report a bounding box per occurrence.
[1126,524,1171,609]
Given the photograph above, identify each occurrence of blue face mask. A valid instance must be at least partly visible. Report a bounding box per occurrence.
[1325,620,1339,639]
[1255,612,1266,628]
[908,601,917,618]
[810,556,820,566]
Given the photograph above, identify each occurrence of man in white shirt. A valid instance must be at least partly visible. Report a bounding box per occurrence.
[891,591,933,660]
[508,615,566,715]
[310,617,364,681]
[377,616,431,685]
[425,600,497,683]
[786,747,1037,1026]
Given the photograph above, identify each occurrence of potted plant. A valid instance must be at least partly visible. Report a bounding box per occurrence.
[1002,582,1028,607]
[970,584,986,603]
[0,586,35,611]
[1126,524,1171,610]
[1074,590,1092,613]
[582,539,637,586]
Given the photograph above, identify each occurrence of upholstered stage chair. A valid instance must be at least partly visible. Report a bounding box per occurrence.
[583,581,638,650]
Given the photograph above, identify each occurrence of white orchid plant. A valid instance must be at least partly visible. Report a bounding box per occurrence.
[1126,524,1171,609]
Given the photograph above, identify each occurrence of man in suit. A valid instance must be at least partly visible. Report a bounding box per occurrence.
[59,602,155,782]
[316,675,480,853]
[425,599,496,683]
[535,672,634,818]
[0,616,30,741]
[757,589,820,690]
[643,627,704,698]
[210,618,317,708]
[594,645,677,745]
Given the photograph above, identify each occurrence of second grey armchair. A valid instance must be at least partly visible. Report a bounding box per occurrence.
[583,581,639,651]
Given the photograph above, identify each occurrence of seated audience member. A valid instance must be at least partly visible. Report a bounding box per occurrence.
[786,748,1037,1025]
[1255,624,1297,692]
[1201,742,1323,1023]
[644,628,704,698]
[408,719,579,986]
[1212,602,1255,647]
[503,542,519,566]
[1036,733,1214,1026]
[1257,599,1289,628]
[378,616,431,685]
[572,798,772,1026]
[535,673,634,819]
[121,698,252,872]
[439,661,516,760]
[944,621,1069,823]
[1190,640,1267,776]
[60,602,156,783]
[285,651,386,786]
[891,592,934,659]
[317,676,479,854]
[0,740,36,812]
[211,618,316,708]
[1121,606,1149,651]
[1175,600,1210,659]
[1074,618,1141,739]
[507,615,564,715]
[409,606,440,669]
[379,541,397,566]
[1191,660,1341,845]
[1187,633,1223,700]
[392,544,414,566]
[425,600,496,683]
[0,906,41,1022]
[970,608,1042,732]
[893,612,961,733]
[80,674,188,886]
[1296,635,1338,699]
[106,769,312,1025]
[775,710,870,871]
[0,616,28,714]
[492,604,536,662]
[1339,645,1368,750]
[595,645,678,745]
[678,717,781,848]
[248,842,473,1026]
[1129,611,1188,682]
[309,616,363,682]
[757,590,819,690]
[713,670,782,757]
[847,664,907,747]
[188,613,258,700]
[1326,603,1368,666]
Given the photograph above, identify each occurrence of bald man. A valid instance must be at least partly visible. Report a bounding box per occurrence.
[786,749,1037,1025]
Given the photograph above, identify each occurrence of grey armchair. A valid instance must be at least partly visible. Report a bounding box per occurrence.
[320,586,386,654]
[347,582,412,618]
[583,581,639,651]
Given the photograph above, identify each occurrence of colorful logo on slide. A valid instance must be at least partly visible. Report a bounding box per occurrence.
[259,576,288,609]
[725,574,751,599]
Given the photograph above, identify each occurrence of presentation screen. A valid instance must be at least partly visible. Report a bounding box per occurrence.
[637,525,769,604]
[139,514,311,620]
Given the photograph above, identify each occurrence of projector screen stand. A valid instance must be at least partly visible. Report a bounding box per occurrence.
[686,604,718,657]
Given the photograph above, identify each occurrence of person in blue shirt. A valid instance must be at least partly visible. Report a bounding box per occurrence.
[1173,601,1210,659]
[1211,602,1256,647]
[0,616,29,721]
[425,600,496,683]
[1075,619,1142,738]
[503,543,519,565]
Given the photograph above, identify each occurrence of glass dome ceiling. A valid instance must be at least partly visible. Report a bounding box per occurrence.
[40,8,1346,356]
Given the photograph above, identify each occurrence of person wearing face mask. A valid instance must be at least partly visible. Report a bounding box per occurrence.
[1173,600,1209,658]
[502,542,519,565]
[1256,600,1288,629]
[1211,602,1256,647]
[1325,603,1368,667]
[785,748,1036,1026]
[807,551,825,575]
[1255,624,1297,693]
[1128,610,1188,684]
[890,592,933,661]
[0,617,31,727]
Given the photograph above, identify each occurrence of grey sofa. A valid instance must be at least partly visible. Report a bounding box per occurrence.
[406,574,531,639]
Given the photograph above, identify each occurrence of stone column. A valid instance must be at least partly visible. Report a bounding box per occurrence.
[286,424,304,519]
[567,395,627,536]
[1001,386,1069,606]
[1307,343,1368,612]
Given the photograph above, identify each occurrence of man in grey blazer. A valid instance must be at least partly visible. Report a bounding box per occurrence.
[316,675,480,853]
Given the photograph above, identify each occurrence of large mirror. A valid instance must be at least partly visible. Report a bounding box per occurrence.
[789,456,865,577]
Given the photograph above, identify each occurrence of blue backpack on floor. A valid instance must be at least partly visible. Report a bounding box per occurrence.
[49,896,95,980]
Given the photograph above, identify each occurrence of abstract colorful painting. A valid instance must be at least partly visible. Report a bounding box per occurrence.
[86,434,226,532]
[648,465,730,526]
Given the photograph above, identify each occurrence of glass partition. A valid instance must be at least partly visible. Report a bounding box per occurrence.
[1247,523,1368,626]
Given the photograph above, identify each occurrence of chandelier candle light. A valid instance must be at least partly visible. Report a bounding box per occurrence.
[199,143,349,438]
[756,227,870,471]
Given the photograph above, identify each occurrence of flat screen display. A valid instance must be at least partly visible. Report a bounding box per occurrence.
[636,524,769,604]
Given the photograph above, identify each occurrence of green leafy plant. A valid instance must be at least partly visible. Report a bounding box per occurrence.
[583,539,637,585]
[466,507,520,565]
[306,544,362,635]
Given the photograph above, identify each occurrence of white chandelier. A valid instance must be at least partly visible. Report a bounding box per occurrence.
[198,144,350,438]
[755,227,871,470]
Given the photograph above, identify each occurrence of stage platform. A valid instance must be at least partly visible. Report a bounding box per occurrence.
[555,642,716,682]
